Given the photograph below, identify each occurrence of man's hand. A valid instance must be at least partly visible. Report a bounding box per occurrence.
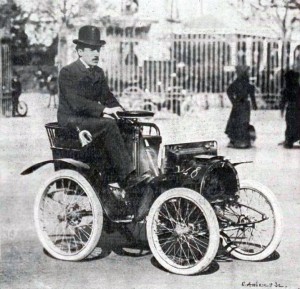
[103,107,123,119]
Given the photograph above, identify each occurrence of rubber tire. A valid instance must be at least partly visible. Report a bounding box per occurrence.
[225,180,283,261]
[34,169,103,261]
[17,101,28,117]
[147,188,220,275]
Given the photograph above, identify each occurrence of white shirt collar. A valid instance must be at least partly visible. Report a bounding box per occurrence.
[79,58,90,69]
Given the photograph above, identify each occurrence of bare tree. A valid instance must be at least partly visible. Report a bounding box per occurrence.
[229,0,300,41]
[229,0,300,69]
[27,0,100,67]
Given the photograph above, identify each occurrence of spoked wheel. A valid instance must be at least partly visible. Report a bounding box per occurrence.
[143,101,157,113]
[219,180,283,261]
[181,100,196,117]
[17,100,28,117]
[147,188,220,275]
[34,169,103,261]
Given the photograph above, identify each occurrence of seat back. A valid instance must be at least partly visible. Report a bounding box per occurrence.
[45,122,81,160]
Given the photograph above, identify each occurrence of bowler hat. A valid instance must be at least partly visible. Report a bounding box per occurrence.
[73,25,106,47]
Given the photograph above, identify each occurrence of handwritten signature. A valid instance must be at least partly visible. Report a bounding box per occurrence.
[241,281,288,288]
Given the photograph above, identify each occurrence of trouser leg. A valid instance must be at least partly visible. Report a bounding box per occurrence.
[12,97,18,116]
[80,118,134,182]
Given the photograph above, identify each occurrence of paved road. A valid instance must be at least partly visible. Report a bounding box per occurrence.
[1,93,299,289]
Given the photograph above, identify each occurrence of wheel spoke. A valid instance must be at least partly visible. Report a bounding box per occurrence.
[190,235,209,250]
[170,198,183,222]
[185,206,197,222]
[163,239,177,256]
[178,238,190,264]
[155,223,174,235]
[186,237,204,258]
[158,209,176,227]
[75,225,92,240]
[161,203,176,228]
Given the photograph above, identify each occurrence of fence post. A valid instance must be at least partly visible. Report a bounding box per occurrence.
[0,32,12,117]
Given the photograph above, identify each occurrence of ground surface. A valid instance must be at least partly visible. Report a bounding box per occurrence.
[0,93,299,289]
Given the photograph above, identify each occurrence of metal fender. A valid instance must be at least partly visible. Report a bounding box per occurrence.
[232,161,253,166]
[187,160,240,198]
[21,158,90,175]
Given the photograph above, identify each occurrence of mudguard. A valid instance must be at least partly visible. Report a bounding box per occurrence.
[232,161,253,166]
[21,158,90,175]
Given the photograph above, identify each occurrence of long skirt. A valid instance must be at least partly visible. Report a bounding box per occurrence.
[225,101,251,147]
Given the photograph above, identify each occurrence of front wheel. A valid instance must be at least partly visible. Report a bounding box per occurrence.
[34,169,103,261]
[17,100,28,116]
[147,188,220,275]
[220,180,283,261]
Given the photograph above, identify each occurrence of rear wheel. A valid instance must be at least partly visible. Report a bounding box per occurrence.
[147,188,219,275]
[220,180,283,261]
[17,100,28,116]
[34,169,103,261]
[143,101,157,113]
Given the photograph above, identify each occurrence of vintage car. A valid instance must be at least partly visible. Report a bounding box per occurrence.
[21,111,283,275]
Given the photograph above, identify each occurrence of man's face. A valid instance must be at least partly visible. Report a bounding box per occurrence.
[78,46,101,66]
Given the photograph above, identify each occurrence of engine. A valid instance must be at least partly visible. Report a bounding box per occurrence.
[163,141,239,202]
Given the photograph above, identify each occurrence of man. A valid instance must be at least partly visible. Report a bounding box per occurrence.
[58,25,147,193]
[12,74,22,117]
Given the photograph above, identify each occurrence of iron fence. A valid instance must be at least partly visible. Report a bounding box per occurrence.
[98,29,299,113]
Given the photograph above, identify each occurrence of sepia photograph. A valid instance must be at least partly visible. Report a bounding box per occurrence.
[0,0,299,288]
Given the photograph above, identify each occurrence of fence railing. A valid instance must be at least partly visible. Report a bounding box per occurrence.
[98,31,298,112]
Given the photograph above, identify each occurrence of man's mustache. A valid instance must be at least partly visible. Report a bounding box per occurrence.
[92,57,99,61]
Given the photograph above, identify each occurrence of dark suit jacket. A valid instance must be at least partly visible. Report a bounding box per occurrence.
[57,59,120,129]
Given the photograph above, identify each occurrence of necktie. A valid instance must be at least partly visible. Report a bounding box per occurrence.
[88,66,97,81]
[88,66,95,72]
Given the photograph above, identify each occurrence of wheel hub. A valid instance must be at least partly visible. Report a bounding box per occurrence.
[66,203,82,226]
[175,223,191,236]
[238,214,255,230]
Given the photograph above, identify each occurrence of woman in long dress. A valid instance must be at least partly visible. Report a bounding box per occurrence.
[280,70,300,148]
[225,66,257,148]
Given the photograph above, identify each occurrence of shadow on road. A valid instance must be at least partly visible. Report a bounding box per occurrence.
[258,251,281,262]
[150,256,220,275]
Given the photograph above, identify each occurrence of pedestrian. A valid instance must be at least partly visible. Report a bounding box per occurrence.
[46,74,58,108]
[225,65,257,148]
[12,73,22,117]
[57,25,152,219]
[280,70,300,148]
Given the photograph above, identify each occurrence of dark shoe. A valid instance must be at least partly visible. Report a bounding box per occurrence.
[238,143,251,149]
[283,141,293,149]
[108,183,126,202]
[234,141,251,149]
[102,185,133,221]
